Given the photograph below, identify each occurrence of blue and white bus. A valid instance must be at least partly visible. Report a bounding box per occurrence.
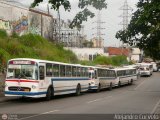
[89,67,138,91]
[89,66,117,92]
[114,67,138,87]
[5,58,91,100]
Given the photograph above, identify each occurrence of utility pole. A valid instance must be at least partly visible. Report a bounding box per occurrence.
[47,4,50,15]
[92,10,105,48]
[57,10,61,43]
[119,0,133,56]
[119,0,133,31]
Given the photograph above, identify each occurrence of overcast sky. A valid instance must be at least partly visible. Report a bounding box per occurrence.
[15,0,139,47]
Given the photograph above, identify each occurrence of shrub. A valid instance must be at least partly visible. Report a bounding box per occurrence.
[0,29,7,38]
[93,56,112,65]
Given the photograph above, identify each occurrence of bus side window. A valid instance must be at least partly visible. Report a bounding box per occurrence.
[39,66,45,80]
[94,70,97,79]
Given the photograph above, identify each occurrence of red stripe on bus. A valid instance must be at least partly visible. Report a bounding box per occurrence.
[5,80,39,83]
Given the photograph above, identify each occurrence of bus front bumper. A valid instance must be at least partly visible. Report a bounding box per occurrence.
[4,91,47,98]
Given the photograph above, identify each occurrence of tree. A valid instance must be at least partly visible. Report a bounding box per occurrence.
[31,0,107,29]
[116,0,160,60]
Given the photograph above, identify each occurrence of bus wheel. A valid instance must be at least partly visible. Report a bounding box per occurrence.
[118,81,121,88]
[75,84,81,96]
[96,84,101,92]
[46,87,53,101]
[109,83,112,91]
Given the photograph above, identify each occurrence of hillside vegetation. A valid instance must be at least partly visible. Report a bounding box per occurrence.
[80,55,129,66]
[0,30,129,71]
[0,30,78,69]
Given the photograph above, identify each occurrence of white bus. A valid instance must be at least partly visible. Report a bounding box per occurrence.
[5,58,91,100]
[151,62,158,72]
[114,67,138,87]
[136,63,153,76]
[89,67,117,92]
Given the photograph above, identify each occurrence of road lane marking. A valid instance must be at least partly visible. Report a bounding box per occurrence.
[87,96,112,104]
[134,80,146,90]
[87,98,102,103]
[19,110,60,120]
[151,99,160,114]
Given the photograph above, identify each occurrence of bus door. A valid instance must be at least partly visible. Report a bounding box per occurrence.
[94,69,99,86]
[38,63,46,89]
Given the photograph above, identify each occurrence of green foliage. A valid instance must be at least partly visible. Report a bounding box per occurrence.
[31,0,107,29]
[0,30,78,67]
[111,56,128,66]
[116,0,160,60]
[80,55,129,66]
[11,32,19,38]
[79,60,95,66]
[93,56,112,65]
[0,48,10,65]
[0,29,7,38]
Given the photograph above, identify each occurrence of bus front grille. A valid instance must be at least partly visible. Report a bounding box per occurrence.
[8,86,31,92]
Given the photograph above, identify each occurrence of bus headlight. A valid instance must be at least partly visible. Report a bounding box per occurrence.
[32,85,36,89]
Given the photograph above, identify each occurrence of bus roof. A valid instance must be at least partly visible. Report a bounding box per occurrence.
[8,58,88,67]
[113,67,136,71]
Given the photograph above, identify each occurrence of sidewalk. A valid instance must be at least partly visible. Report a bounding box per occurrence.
[0,92,6,103]
[0,94,19,103]
[0,96,7,103]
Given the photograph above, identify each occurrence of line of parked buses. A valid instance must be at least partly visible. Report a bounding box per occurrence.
[4,58,156,100]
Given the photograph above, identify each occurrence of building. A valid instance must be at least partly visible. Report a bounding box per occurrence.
[130,48,142,62]
[65,47,108,61]
[104,47,142,62]
[0,1,53,39]
[91,37,104,48]
[53,19,85,47]
[106,47,130,56]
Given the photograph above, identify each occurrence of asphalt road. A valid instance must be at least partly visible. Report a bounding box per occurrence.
[0,73,160,120]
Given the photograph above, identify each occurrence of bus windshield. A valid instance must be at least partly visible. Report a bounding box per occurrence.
[7,64,38,80]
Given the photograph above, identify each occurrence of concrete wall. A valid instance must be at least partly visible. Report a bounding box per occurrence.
[0,2,53,39]
[131,55,140,62]
[131,48,142,62]
[28,11,41,35]
[42,15,53,40]
[131,48,141,54]
[65,47,108,60]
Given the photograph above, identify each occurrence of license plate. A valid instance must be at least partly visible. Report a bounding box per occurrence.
[24,89,29,92]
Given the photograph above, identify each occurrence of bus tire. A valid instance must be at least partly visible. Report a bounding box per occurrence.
[109,83,112,91]
[96,84,101,92]
[46,87,53,101]
[75,84,81,96]
[118,81,121,88]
